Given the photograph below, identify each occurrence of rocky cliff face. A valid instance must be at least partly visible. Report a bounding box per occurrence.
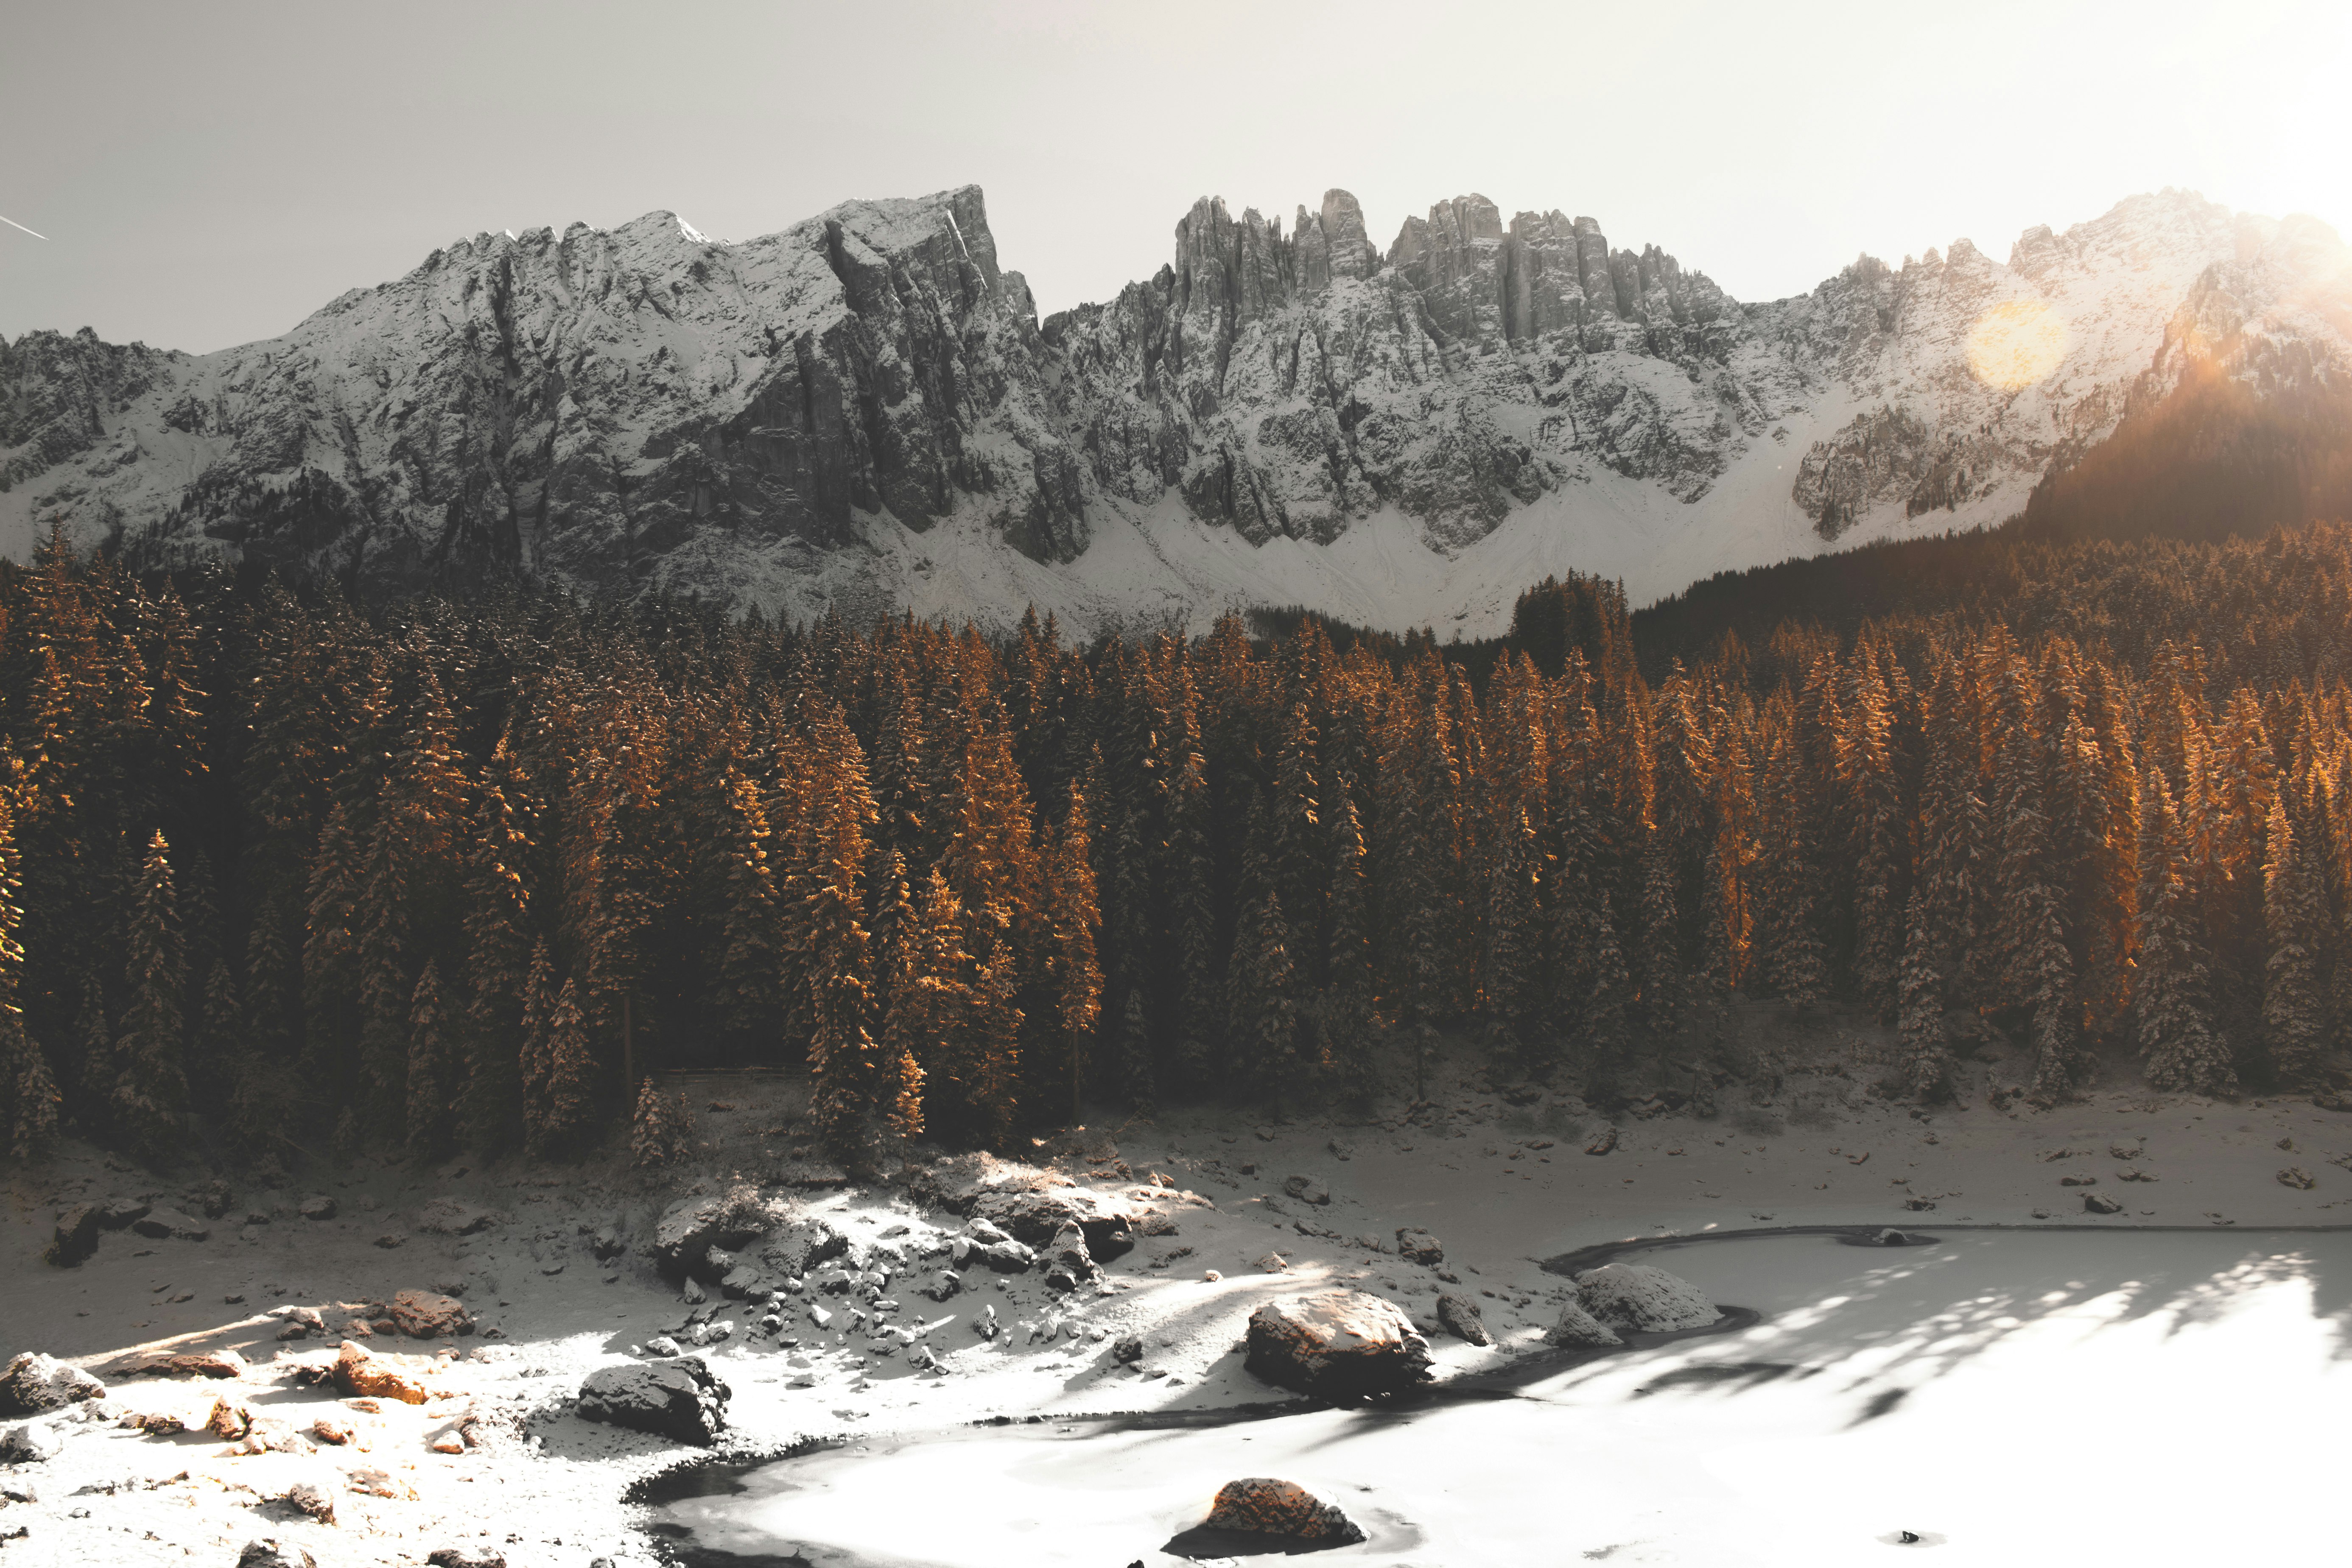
[4,183,2347,632]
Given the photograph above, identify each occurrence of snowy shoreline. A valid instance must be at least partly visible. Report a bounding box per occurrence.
[7,1073,2352,1566]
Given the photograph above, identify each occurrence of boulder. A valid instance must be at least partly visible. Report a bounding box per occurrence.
[237,1541,318,1568]
[120,1348,245,1380]
[417,1199,497,1235]
[719,1264,767,1300]
[45,1205,102,1266]
[297,1195,338,1221]
[426,1549,509,1568]
[2279,1166,2317,1191]
[1244,1291,1434,1399]
[0,1421,62,1463]
[95,1196,151,1229]
[1546,1297,1624,1348]
[1042,1222,1096,1293]
[1394,1228,1444,1266]
[1201,1477,1366,1544]
[333,1342,430,1405]
[284,1479,336,1523]
[388,1289,472,1339]
[0,1353,105,1417]
[1574,1263,1720,1334]
[591,1227,626,1261]
[970,1188,1137,1262]
[1435,1291,1493,1346]
[761,1216,849,1277]
[131,1206,210,1241]
[1282,1175,1331,1206]
[653,1192,769,1281]
[576,1357,730,1445]
[2083,1192,2125,1214]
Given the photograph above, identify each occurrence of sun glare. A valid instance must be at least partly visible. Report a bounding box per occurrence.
[1965,297,2070,389]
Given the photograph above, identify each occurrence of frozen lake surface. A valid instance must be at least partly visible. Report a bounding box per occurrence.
[650,1225,2352,1566]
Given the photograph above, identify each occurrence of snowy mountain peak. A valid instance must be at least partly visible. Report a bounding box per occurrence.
[2,183,2346,635]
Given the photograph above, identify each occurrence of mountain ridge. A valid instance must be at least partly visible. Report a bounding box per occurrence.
[3,182,2346,633]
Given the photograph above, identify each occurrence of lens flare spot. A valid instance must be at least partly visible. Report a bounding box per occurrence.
[1965,297,2069,389]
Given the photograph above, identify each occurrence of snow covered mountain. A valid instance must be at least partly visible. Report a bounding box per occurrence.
[4,184,2348,634]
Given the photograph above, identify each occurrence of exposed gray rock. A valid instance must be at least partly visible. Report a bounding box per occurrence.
[417,1199,496,1235]
[236,1540,317,1568]
[1435,1291,1493,1346]
[1394,1228,1444,1266]
[1574,1263,1720,1333]
[653,1191,770,1281]
[0,1421,62,1463]
[1041,1223,1095,1293]
[131,1207,210,1241]
[0,1354,105,1417]
[296,1195,337,1221]
[971,1188,1136,1262]
[10,188,2335,634]
[1281,1175,1331,1206]
[576,1357,731,1445]
[1547,1297,1624,1348]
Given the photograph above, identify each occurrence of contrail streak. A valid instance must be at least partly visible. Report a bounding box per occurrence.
[1,214,48,240]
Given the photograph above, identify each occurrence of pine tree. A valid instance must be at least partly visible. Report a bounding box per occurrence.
[800,719,879,1163]
[1898,890,1953,1101]
[457,777,532,1150]
[302,802,363,1095]
[115,830,187,1157]
[517,938,558,1149]
[404,959,452,1153]
[868,852,929,1148]
[539,976,595,1154]
[1227,888,1298,1097]
[2260,794,2326,1086]
[0,794,60,1156]
[1166,746,1218,1092]
[629,1077,680,1166]
[1586,893,1634,1107]
[1112,988,1153,1114]
[1319,788,1379,1099]
[1045,784,1104,1123]
[2136,771,2235,1095]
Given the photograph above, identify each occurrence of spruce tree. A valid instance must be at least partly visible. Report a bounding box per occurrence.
[1045,785,1104,1123]
[2260,794,2326,1086]
[404,959,451,1153]
[629,1077,677,1166]
[1897,890,1952,1101]
[1320,788,1379,1099]
[1586,893,1634,1107]
[1227,888,1298,1097]
[517,938,557,1148]
[458,779,532,1150]
[539,975,596,1154]
[800,728,879,1164]
[115,829,188,1157]
[2136,771,2235,1094]
[0,795,59,1157]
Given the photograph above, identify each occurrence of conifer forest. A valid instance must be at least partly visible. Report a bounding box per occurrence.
[6,513,2352,1171]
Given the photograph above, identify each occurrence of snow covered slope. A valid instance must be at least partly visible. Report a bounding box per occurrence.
[3,184,2347,634]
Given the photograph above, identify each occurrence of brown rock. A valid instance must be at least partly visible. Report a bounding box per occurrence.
[0,1352,106,1416]
[1394,1227,1444,1266]
[1244,1290,1434,1399]
[2279,1166,2317,1190]
[1585,1126,1619,1156]
[1202,1477,1366,1543]
[388,1289,473,1339]
[334,1342,430,1406]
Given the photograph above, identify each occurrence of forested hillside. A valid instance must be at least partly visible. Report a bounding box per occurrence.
[6,516,2352,1169]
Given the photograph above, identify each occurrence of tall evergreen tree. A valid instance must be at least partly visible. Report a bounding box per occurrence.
[0,793,59,1156]
[2260,794,2326,1086]
[1898,889,1952,1102]
[2136,771,2235,1094]
[405,959,452,1152]
[113,830,188,1157]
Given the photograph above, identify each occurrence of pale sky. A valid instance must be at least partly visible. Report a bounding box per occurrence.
[3,0,2347,355]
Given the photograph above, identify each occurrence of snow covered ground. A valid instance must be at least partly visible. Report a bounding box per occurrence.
[6,1068,2352,1567]
[663,1224,2352,1566]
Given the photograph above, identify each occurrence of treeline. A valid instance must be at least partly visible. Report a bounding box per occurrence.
[6,518,2352,1169]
